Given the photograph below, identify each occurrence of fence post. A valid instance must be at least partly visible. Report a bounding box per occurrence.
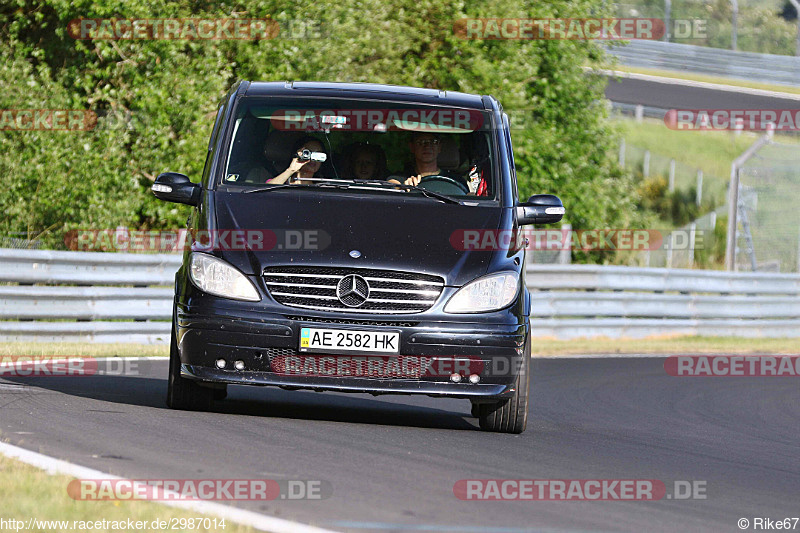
[730,0,738,51]
[643,150,650,178]
[689,221,697,268]
[789,0,800,56]
[797,229,800,273]
[668,159,676,191]
[696,170,703,206]
[725,134,771,270]
[666,232,674,269]
[664,0,671,42]
[619,139,626,166]
[559,223,572,265]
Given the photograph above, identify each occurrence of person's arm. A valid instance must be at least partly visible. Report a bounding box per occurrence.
[267,157,308,184]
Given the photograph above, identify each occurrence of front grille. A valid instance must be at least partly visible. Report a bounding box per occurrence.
[264,266,444,314]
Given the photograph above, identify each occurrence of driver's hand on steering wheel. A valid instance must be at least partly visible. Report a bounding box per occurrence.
[404,175,423,186]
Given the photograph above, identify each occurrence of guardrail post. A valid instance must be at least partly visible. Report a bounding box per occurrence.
[635,104,644,122]
[619,139,626,166]
[643,150,650,178]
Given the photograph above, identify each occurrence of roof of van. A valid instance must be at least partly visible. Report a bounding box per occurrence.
[243,81,490,110]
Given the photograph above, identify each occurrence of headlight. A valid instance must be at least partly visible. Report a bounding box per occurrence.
[189,253,260,302]
[444,272,519,313]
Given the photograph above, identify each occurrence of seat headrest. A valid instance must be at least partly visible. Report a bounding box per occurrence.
[264,131,304,162]
[437,136,460,169]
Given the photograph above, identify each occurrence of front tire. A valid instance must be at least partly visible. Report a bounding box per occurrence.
[477,332,530,434]
[166,308,214,411]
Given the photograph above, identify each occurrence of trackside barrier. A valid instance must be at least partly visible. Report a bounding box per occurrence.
[0,249,798,342]
[608,40,800,87]
[526,264,800,339]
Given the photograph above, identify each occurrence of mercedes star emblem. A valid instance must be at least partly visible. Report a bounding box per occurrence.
[336,274,370,307]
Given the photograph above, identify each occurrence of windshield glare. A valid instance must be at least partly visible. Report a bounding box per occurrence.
[221,98,498,200]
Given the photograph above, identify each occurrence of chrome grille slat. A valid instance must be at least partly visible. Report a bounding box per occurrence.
[267,282,339,289]
[363,277,444,287]
[271,292,339,300]
[369,287,440,295]
[287,303,428,314]
[263,266,444,314]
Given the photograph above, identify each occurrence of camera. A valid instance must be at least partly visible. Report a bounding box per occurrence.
[298,149,327,162]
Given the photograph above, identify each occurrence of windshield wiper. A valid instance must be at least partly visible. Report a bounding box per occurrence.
[244,179,461,204]
[244,178,352,194]
[395,184,461,204]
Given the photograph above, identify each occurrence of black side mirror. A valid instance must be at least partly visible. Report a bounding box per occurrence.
[151,172,201,206]
[516,194,565,225]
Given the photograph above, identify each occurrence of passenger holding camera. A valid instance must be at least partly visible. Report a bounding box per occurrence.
[267,136,326,185]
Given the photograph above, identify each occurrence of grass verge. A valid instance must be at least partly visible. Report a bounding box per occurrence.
[0,338,797,358]
[608,65,800,96]
[0,343,169,357]
[0,453,256,532]
[533,336,800,356]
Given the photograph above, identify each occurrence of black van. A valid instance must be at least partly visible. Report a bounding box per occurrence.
[152,81,564,434]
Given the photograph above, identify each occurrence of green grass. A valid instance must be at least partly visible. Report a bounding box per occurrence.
[608,65,800,96]
[0,343,168,357]
[1,339,797,358]
[534,336,800,356]
[618,119,762,179]
[0,454,257,533]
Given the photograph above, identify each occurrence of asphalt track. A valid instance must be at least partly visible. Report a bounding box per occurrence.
[1,357,798,532]
[604,75,800,111]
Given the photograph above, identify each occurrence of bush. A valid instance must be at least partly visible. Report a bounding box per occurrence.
[0,0,653,260]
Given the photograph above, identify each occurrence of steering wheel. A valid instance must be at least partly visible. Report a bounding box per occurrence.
[419,175,469,195]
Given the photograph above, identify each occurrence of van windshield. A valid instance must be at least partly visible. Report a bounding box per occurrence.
[220,97,499,200]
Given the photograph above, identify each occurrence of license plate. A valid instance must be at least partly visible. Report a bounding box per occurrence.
[299,328,400,354]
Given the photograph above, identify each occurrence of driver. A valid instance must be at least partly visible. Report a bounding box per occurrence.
[388,132,467,188]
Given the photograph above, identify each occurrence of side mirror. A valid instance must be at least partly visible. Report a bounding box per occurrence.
[151,172,201,206]
[516,194,565,225]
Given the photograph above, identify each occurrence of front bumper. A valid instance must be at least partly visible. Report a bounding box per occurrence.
[176,307,528,400]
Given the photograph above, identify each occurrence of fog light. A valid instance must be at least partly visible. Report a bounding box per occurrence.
[215,359,226,369]
[234,360,245,371]
[450,373,462,383]
[469,374,480,384]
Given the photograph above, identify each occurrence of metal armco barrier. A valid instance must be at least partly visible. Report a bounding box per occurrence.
[608,40,800,87]
[527,264,800,339]
[1,249,799,343]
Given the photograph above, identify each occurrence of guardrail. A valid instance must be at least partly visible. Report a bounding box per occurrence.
[1,249,799,343]
[526,264,800,339]
[608,40,800,87]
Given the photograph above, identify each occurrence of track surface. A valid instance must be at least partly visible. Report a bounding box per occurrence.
[604,76,800,110]
[1,357,798,532]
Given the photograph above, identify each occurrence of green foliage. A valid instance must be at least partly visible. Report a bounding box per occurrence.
[0,0,652,261]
